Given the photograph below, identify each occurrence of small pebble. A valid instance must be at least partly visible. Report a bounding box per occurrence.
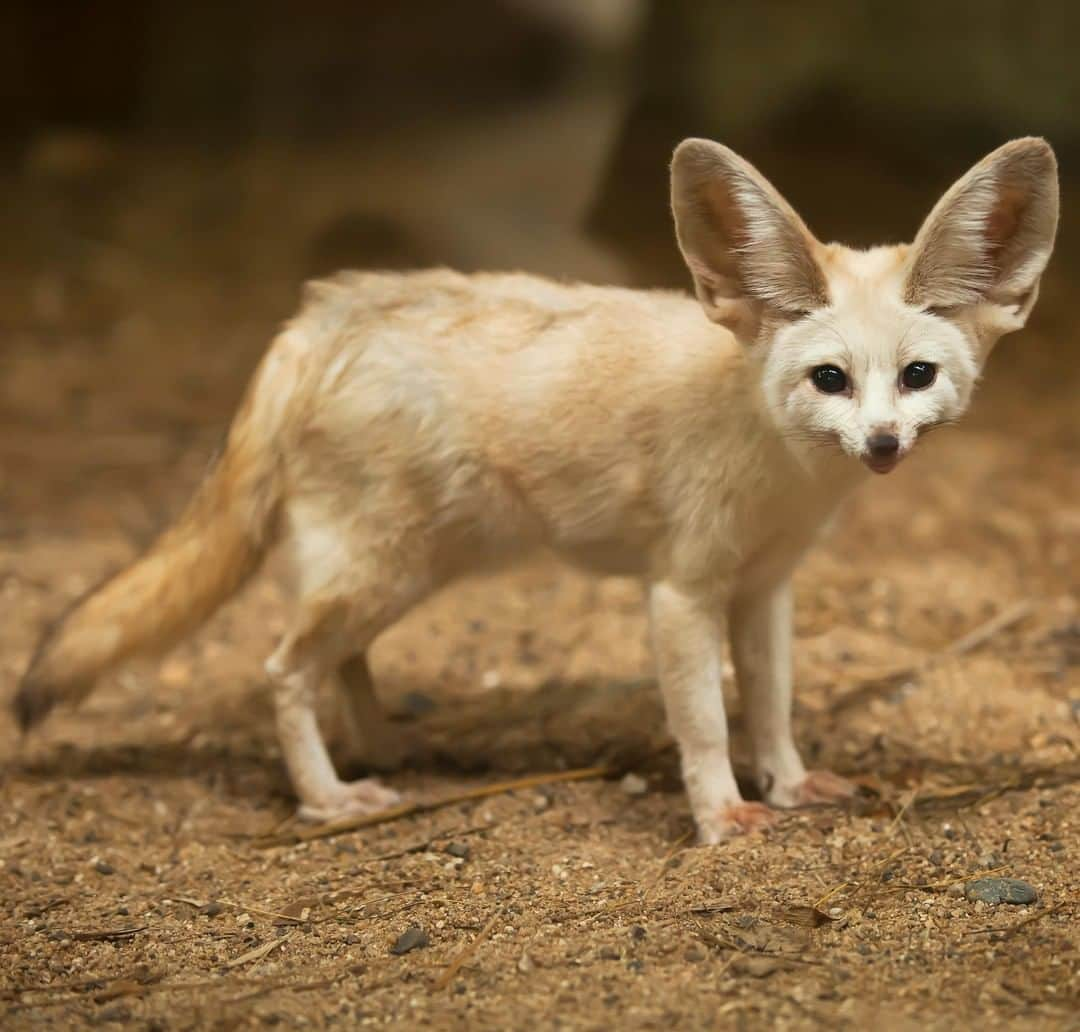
[390,925,430,955]
[200,901,223,917]
[964,878,1037,905]
[94,860,115,876]
[401,692,436,716]
[619,773,648,797]
[445,842,471,860]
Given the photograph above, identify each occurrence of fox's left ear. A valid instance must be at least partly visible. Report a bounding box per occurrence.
[670,139,829,340]
[905,138,1059,336]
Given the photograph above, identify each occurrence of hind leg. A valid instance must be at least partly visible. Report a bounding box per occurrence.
[336,654,413,772]
[266,609,399,821]
[271,486,446,819]
[267,565,430,821]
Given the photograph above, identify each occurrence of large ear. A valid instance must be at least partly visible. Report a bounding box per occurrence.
[904,137,1059,332]
[670,139,829,337]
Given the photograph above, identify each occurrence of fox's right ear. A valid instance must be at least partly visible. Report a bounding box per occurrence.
[670,139,829,339]
[904,138,1059,336]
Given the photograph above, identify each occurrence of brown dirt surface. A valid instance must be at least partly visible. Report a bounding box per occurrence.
[1,147,1078,1030]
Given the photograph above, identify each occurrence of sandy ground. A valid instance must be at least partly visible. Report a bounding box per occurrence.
[0,146,1078,1030]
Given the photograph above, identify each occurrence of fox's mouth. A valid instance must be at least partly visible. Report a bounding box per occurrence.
[861,453,902,474]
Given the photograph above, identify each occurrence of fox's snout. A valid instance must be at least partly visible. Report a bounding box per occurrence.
[862,430,902,474]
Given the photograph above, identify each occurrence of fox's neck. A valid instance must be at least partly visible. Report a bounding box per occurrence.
[652,343,866,575]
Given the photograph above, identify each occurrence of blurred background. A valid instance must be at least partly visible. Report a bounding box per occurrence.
[1,3,1076,522]
[0,0,1075,622]
[0,0,1076,689]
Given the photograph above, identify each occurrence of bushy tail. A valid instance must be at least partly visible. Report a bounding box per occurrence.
[14,348,295,731]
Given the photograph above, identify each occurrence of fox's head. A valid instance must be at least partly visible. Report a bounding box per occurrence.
[670,138,1059,473]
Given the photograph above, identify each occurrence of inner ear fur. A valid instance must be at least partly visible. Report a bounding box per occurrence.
[904,137,1059,315]
[670,139,829,336]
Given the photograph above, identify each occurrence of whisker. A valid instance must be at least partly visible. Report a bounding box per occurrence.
[917,418,960,439]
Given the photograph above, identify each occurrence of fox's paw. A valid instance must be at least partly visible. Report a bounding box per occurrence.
[769,769,857,809]
[697,801,778,845]
[297,778,402,823]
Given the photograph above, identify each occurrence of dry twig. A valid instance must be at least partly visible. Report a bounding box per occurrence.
[171,896,303,924]
[829,599,1034,716]
[225,934,291,969]
[961,902,1066,939]
[433,910,502,991]
[67,926,145,942]
[254,765,611,847]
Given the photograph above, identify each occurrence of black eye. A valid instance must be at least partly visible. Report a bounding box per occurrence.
[901,361,937,390]
[811,365,848,394]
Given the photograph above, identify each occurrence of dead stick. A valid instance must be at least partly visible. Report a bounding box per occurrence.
[813,880,852,910]
[433,910,501,991]
[358,823,492,865]
[6,975,264,1013]
[910,762,1080,814]
[171,896,300,924]
[254,765,612,847]
[962,901,1066,938]
[829,599,1033,715]
[225,975,341,1006]
[886,788,918,838]
[943,599,1034,657]
[894,864,1010,892]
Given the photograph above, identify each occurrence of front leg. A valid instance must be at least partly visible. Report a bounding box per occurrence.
[648,581,775,843]
[729,579,855,808]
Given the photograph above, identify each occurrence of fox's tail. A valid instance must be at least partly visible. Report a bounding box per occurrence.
[14,344,297,731]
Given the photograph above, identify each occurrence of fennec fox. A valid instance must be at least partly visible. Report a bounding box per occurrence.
[15,138,1058,842]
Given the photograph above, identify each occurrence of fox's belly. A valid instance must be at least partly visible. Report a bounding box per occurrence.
[477,448,665,575]
[552,537,656,578]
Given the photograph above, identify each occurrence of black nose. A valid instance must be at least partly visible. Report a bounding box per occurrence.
[867,433,900,458]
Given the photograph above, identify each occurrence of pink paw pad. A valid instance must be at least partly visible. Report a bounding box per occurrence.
[297,778,402,823]
[699,801,779,843]
[793,770,857,806]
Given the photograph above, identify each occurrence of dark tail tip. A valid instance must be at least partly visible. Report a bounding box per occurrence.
[12,671,58,735]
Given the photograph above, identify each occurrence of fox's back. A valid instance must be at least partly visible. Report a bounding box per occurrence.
[272,269,749,571]
[284,268,730,458]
